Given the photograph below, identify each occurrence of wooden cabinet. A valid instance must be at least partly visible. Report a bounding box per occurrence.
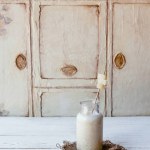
[32,0,107,116]
[0,0,31,116]
[2,0,150,117]
[32,0,150,116]
[108,0,150,116]
[0,0,106,117]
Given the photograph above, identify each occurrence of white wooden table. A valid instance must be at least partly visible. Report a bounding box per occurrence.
[0,117,149,150]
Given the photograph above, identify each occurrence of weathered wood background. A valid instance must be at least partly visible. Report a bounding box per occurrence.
[0,0,150,116]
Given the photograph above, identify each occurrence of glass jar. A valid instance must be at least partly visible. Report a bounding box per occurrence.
[76,100,103,150]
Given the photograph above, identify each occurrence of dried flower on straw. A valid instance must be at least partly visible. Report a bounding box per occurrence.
[97,74,107,90]
[92,73,107,113]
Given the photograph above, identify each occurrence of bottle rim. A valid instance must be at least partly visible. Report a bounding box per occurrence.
[80,100,97,105]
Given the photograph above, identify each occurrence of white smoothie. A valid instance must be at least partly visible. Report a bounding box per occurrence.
[76,112,103,150]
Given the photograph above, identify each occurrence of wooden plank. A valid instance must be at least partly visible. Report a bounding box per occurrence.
[35,0,102,6]
[0,0,29,4]
[112,0,150,4]
[98,0,107,116]
[107,0,113,116]
[0,117,149,149]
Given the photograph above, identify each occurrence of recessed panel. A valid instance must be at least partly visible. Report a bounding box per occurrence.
[39,6,99,79]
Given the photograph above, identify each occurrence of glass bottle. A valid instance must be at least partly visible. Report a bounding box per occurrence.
[76,100,103,150]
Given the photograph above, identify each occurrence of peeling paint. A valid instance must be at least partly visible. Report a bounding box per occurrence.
[114,53,126,69]
[61,65,78,77]
[2,5,9,11]
[4,17,12,24]
[0,103,9,116]
[0,18,5,28]
[16,54,27,70]
[0,28,6,36]
[0,5,12,36]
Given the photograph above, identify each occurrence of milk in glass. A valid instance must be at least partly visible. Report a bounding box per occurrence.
[76,100,103,150]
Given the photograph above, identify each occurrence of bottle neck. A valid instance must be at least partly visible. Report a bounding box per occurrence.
[80,100,100,115]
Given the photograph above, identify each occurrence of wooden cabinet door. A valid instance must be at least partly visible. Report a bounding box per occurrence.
[32,0,107,116]
[34,88,98,117]
[0,1,31,116]
[108,0,150,116]
[32,0,106,88]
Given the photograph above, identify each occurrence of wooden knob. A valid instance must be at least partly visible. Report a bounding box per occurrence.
[114,52,126,69]
[16,54,27,70]
[61,65,77,76]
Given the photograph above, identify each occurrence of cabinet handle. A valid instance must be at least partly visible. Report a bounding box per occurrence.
[15,54,27,70]
[61,65,77,76]
[114,52,126,69]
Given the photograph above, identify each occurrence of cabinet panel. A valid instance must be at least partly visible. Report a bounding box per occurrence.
[40,6,99,79]
[112,3,150,116]
[0,3,30,116]
[32,0,107,88]
[33,88,100,116]
[41,91,96,116]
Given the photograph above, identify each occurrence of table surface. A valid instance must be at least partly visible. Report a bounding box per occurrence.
[0,117,149,150]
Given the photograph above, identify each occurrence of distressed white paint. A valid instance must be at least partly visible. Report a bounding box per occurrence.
[112,2,150,116]
[32,0,107,117]
[0,117,149,149]
[33,88,101,116]
[41,90,97,116]
[107,0,150,116]
[40,6,99,79]
[32,0,107,87]
[0,1,31,116]
[2,0,150,117]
